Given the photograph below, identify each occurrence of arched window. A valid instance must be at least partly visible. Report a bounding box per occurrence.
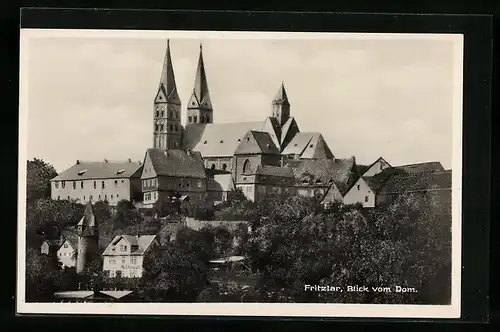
[188,116,192,123]
[222,163,227,171]
[243,159,251,174]
[160,124,164,131]
[156,110,159,117]
[194,115,198,123]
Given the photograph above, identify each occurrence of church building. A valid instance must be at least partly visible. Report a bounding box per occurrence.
[148,39,359,203]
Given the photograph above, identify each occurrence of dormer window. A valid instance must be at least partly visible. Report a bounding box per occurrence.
[78,169,87,176]
[315,179,322,184]
[220,140,224,143]
[309,144,314,148]
[116,169,126,175]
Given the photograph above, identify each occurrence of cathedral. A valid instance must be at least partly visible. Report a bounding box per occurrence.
[146,40,359,204]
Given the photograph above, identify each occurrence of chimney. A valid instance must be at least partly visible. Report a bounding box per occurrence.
[76,160,80,164]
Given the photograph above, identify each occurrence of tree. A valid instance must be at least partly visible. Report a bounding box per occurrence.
[113,199,143,229]
[26,158,58,203]
[25,247,63,302]
[141,244,209,302]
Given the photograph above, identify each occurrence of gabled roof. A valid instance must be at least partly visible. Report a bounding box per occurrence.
[51,160,143,181]
[360,167,407,193]
[379,170,452,195]
[144,148,206,179]
[285,158,356,193]
[281,132,334,159]
[356,164,370,175]
[102,235,157,256]
[280,117,300,148]
[183,121,266,157]
[395,161,445,174]
[60,229,79,250]
[234,131,280,155]
[299,133,335,159]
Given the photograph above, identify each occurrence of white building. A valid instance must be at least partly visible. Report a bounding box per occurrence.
[102,234,159,278]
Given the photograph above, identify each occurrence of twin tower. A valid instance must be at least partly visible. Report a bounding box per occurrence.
[152,40,214,151]
[152,40,292,151]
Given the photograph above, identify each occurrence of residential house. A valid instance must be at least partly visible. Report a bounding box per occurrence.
[140,148,208,209]
[207,173,235,204]
[102,234,160,278]
[356,157,392,177]
[50,159,143,206]
[286,157,359,201]
[235,165,296,202]
[394,161,445,174]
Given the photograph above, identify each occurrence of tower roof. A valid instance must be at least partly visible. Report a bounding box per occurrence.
[189,43,213,110]
[157,39,180,103]
[77,201,97,228]
[272,82,290,105]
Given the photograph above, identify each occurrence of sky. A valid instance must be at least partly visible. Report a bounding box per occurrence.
[22,31,462,173]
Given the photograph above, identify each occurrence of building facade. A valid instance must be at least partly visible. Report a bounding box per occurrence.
[50,160,143,206]
[102,235,159,278]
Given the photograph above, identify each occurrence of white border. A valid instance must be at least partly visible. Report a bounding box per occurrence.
[17,29,464,318]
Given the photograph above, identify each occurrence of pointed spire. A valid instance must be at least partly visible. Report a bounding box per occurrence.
[78,201,97,229]
[272,82,290,105]
[157,39,179,102]
[190,42,212,110]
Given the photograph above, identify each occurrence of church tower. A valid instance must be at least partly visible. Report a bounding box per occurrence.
[76,201,99,274]
[272,82,291,126]
[187,44,213,124]
[153,40,182,150]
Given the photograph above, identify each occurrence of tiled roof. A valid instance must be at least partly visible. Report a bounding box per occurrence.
[281,132,315,156]
[379,170,452,194]
[183,121,266,157]
[361,167,407,193]
[235,131,280,155]
[356,164,370,175]
[285,158,356,193]
[102,235,156,256]
[395,161,445,174]
[60,228,79,250]
[51,160,142,181]
[255,165,295,178]
[207,174,234,191]
[146,148,207,179]
[299,133,335,159]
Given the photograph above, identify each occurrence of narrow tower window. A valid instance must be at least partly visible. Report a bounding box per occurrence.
[243,159,251,174]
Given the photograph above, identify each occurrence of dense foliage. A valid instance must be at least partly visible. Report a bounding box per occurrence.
[24,158,451,305]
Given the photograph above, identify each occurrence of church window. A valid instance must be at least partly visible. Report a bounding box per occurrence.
[243,159,251,174]
[73,181,76,189]
[93,181,96,189]
[102,181,105,189]
[222,164,227,171]
[194,115,198,122]
[211,164,215,170]
[80,181,84,189]
[188,116,192,123]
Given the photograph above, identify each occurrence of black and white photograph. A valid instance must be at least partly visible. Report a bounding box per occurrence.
[17,29,463,318]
